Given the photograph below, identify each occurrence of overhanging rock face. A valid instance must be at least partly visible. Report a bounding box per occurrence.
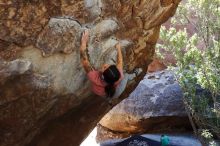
[0,0,181,146]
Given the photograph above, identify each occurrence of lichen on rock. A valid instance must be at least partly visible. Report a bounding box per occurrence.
[36,17,82,56]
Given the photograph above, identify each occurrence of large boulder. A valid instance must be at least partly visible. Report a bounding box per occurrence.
[97,69,191,142]
[0,0,181,146]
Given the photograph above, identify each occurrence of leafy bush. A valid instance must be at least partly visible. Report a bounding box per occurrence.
[156,0,220,144]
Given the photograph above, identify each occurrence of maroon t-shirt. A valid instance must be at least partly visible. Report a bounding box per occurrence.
[87,69,124,97]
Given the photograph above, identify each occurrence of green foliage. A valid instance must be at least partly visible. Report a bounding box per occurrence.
[201,129,217,146]
[156,0,220,142]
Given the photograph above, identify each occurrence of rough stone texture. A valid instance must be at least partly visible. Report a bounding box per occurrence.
[36,18,82,56]
[98,69,191,142]
[0,0,181,146]
[147,58,167,73]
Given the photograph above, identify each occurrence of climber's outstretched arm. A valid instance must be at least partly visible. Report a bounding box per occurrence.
[80,30,93,73]
[116,43,123,70]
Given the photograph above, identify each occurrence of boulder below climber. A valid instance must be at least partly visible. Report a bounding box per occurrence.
[97,69,191,142]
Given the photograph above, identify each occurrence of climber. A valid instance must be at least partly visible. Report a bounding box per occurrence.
[80,30,124,98]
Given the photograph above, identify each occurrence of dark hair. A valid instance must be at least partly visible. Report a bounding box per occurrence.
[103,65,121,97]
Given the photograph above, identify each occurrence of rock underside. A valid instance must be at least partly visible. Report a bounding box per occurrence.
[0,0,181,146]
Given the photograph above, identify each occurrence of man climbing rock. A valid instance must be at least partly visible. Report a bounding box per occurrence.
[80,30,124,98]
